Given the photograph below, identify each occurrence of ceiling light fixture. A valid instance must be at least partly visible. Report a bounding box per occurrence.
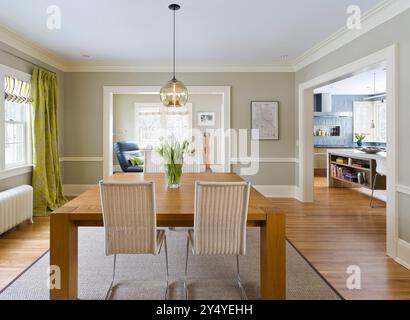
[160,4,188,107]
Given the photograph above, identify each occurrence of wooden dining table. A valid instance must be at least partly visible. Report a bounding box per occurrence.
[50,172,286,300]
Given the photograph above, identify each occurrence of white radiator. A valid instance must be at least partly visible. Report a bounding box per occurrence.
[0,185,33,235]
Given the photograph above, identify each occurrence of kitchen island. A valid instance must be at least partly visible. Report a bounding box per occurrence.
[327,149,386,190]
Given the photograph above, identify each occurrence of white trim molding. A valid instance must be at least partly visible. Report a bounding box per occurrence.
[60,157,103,162]
[254,185,296,198]
[396,184,410,196]
[1,1,409,73]
[63,184,95,197]
[230,157,297,164]
[396,239,410,270]
[0,165,32,180]
[0,24,68,71]
[297,45,399,261]
[293,0,410,71]
[65,63,295,73]
[103,86,231,177]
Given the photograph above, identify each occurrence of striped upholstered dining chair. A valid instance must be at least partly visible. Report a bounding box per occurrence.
[184,181,251,300]
[99,181,169,300]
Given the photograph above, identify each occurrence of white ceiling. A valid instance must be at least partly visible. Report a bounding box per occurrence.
[314,67,387,95]
[0,0,383,68]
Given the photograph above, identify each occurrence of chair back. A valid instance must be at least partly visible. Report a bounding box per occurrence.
[99,181,157,255]
[193,181,251,255]
[114,141,142,172]
[376,158,387,176]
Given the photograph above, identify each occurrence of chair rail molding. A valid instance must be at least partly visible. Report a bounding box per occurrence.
[230,157,297,164]
[60,157,104,162]
[396,184,410,196]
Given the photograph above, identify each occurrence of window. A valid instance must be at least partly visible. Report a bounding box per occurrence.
[5,101,30,167]
[135,103,192,147]
[353,101,387,143]
[0,66,32,174]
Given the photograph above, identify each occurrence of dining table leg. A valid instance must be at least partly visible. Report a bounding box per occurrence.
[50,213,78,300]
[260,211,286,300]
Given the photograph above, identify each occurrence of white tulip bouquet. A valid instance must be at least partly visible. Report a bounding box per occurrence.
[156,135,195,188]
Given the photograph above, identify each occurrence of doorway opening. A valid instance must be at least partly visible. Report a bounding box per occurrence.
[297,45,398,260]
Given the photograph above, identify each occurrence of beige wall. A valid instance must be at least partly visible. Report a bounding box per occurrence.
[295,9,410,241]
[0,42,65,192]
[64,72,296,185]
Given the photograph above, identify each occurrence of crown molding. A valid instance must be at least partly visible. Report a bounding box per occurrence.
[0,24,69,71]
[1,0,409,73]
[64,63,295,73]
[292,0,410,71]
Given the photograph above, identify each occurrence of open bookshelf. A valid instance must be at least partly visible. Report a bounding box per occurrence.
[328,152,386,190]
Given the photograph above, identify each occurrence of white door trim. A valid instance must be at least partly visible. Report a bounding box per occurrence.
[297,44,398,259]
[103,86,231,177]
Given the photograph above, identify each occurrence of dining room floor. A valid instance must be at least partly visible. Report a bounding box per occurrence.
[1,179,410,299]
[274,177,410,300]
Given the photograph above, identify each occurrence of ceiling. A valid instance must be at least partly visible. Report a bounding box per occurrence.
[314,67,387,95]
[0,0,384,69]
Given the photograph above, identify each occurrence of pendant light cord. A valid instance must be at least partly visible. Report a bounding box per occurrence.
[173,8,176,80]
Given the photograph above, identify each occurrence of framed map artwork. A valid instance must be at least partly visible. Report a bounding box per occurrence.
[251,101,279,140]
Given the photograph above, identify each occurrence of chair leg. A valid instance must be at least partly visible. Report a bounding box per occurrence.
[184,235,189,300]
[236,255,248,300]
[164,235,169,300]
[105,254,117,300]
[370,173,378,207]
[370,174,386,208]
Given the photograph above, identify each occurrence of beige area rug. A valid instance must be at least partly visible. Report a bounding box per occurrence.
[0,228,341,300]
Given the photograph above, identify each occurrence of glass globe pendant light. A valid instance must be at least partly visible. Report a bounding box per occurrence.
[160,4,188,107]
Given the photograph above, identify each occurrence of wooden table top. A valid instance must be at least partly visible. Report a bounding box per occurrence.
[53,173,278,223]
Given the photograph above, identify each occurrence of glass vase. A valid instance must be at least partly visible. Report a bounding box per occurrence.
[165,163,183,189]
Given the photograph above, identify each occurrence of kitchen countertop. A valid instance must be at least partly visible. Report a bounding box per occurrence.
[327,148,386,160]
[314,146,354,149]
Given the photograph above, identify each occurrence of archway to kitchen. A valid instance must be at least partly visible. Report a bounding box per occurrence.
[297,45,398,260]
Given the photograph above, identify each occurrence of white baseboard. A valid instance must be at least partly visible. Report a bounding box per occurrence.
[63,184,95,197]
[395,239,410,270]
[253,185,296,198]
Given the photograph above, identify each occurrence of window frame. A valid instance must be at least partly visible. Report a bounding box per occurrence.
[0,64,33,179]
[134,102,193,148]
[353,101,387,143]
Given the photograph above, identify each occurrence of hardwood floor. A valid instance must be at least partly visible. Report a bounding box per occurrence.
[1,181,410,299]
[272,178,410,300]
[0,217,50,290]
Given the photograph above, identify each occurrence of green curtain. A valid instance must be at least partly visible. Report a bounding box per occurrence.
[31,67,65,216]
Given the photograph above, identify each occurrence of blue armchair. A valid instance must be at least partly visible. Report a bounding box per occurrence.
[114,141,144,173]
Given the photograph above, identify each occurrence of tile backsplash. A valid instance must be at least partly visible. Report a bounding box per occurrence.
[314,95,386,147]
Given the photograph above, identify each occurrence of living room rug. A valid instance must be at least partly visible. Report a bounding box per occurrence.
[0,228,341,300]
